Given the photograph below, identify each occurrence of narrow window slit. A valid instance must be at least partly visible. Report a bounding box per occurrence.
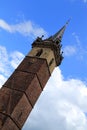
[49,58,54,66]
[36,49,43,57]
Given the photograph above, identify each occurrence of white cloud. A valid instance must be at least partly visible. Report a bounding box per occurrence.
[0,19,48,38]
[0,74,7,87]
[0,46,10,76]
[62,33,81,58]
[72,32,87,60]
[69,0,87,3]
[0,45,24,88]
[0,19,12,32]
[72,32,81,45]
[23,68,87,130]
[63,45,76,56]
[0,46,87,130]
[63,32,87,61]
[10,51,24,69]
[83,0,87,3]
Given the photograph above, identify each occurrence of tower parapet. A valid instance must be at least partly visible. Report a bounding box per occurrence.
[33,37,63,65]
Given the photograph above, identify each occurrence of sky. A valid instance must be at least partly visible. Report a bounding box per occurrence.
[0,0,87,130]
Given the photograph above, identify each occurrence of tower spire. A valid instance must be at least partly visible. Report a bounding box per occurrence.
[0,21,68,130]
[52,19,71,43]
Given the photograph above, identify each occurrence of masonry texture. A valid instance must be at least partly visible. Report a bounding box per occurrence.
[0,21,68,129]
[0,56,50,130]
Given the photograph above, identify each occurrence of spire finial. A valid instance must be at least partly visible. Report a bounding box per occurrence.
[51,19,71,43]
[65,18,71,26]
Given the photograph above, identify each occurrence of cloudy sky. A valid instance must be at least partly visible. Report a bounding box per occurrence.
[0,0,87,130]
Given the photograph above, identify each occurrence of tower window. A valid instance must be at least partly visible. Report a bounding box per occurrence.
[36,49,43,57]
[49,58,54,66]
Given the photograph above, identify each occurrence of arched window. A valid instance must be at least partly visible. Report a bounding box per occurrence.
[49,58,54,66]
[36,49,43,57]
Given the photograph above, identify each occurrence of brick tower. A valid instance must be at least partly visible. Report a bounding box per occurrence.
[0,21,69,130]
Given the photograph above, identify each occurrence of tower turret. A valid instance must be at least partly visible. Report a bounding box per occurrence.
[0,21,68,130]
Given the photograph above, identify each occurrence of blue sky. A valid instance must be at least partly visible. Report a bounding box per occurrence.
[0,0,87,130]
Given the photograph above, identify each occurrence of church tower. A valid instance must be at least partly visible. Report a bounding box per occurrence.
[0,21,68,130]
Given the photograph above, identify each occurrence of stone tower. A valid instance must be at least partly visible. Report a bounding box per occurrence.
[0,21,68,130]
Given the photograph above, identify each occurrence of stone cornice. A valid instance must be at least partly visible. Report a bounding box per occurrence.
[32,38,63,66]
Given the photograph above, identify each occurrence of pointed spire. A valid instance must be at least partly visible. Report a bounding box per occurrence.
[52,19,71,43]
